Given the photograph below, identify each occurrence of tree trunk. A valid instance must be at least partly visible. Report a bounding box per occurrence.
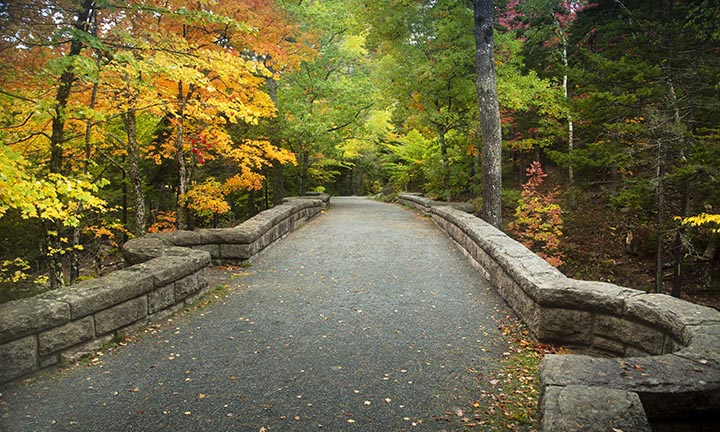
[248,189,257,216]
[561,37,575,207]
[122,109,146,235]
[473,0,503,228]
[299,149,309,195]
[272,161,285,205]
[71,38,100,285]
[672,180,689,297]
[655,137,666,294]
[175,78,192,230]
[438,125,450,199]
[175,115,189,229]
[266,74,286,205]
[49,0,95,174]
[46,0,96,290]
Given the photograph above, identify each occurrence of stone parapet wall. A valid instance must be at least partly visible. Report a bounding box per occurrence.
[123,196,328,265]
[399,193,720,431]
[0,249,210,384]
[397,193,475,213]
[0,196,327,384]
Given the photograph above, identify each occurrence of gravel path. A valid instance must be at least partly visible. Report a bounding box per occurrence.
[1,197,516,431]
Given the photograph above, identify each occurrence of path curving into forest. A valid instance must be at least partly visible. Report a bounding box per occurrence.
[0,197,516,431]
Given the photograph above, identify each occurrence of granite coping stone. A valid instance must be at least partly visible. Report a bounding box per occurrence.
[539,385,651,432]
[0,298,71,344]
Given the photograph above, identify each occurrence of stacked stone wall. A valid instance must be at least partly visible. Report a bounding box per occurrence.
[399,193,720,431]
[0,196,328,384]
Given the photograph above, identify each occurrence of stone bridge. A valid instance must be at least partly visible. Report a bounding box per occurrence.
[1,194,718,431]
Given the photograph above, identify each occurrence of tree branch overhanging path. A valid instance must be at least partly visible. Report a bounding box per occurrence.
[0,198,519,431]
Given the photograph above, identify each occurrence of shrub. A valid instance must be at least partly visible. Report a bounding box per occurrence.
[508,161,565,267]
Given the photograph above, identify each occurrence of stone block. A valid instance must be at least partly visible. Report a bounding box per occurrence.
[291,215,307,231]
[536,279,641,315]
[191,244,220,259]
[147,303,186,323]
[625,346,653,357]
[220,243,253,260]
[94,297,148,335]
[183,284,211,306]
[129,255,197,287]
[495,276,539,335]
[0,298,70,344]
[148,284,176,314]
[540,352,720,419]
[38,316,94,356]
[59,334,114,364]
[535,307,592,345]
[539,385,651,432]
[662,336,682,355]
[0,335,37,383]
[625,293,720,339]
[196,227,255,244]
[174,273,200,301]
[591,335,625,356]
[595,315,665,355]
[41,269,153,319]
[40,354,59,368]
[121,236,166,264]
[158,230,202,246]
[676,324,720,366]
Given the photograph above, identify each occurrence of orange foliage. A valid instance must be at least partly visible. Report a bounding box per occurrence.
[508,161,565,267]
[148,212,178,233]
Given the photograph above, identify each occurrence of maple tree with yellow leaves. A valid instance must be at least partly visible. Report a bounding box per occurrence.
[0,0,313,290]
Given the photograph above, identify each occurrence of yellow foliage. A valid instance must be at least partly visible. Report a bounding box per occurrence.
[0,258,31,284]
[677,213,720,232]
[0,147,107,226]
[182,178,230,219]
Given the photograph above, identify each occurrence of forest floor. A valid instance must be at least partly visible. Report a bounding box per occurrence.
[557,192,720,311]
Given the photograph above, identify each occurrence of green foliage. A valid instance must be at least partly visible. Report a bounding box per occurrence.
[382,129,430,192]
[608,180,654,213]
[501,188,522,210]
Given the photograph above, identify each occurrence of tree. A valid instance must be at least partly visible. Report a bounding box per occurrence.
[509,161,564,267]
[276,0,375,196]
[1,0,310,293]
[505,0,585,204]
[556,0,720,294]
[474,0,503,228]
